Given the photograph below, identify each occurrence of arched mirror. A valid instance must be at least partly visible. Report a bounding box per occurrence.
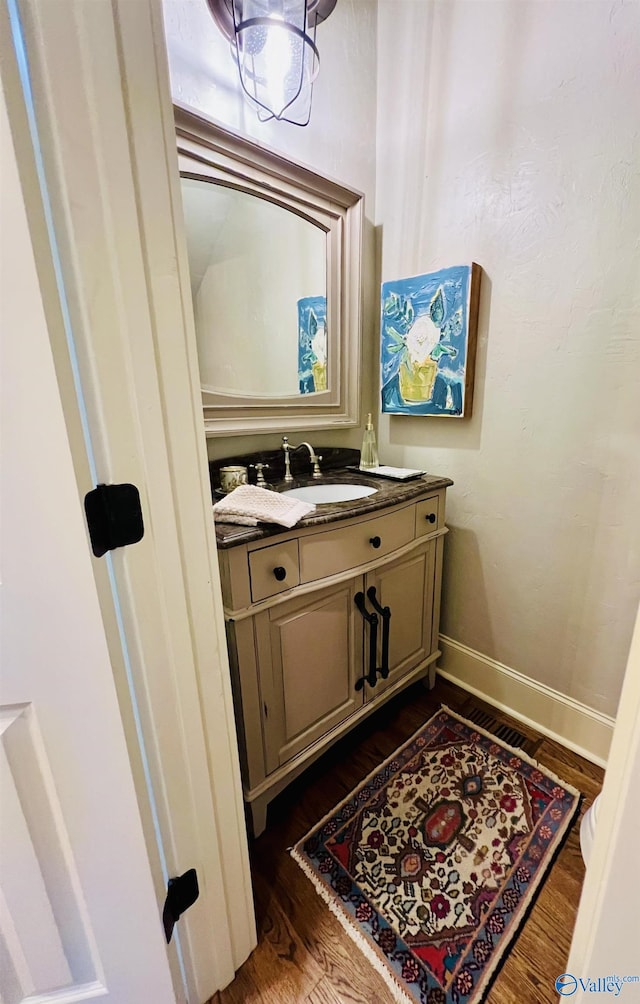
[175,106,363,436]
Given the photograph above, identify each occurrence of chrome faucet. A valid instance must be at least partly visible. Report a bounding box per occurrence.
[282,436,323,481]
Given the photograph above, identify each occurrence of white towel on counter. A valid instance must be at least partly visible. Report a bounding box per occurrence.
[212,484,315,529]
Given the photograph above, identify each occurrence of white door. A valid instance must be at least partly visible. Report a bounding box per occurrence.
[0,75,176,1004]
[0,1,256,1000]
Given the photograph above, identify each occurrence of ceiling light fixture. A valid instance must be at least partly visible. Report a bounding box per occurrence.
[206,0,337,126]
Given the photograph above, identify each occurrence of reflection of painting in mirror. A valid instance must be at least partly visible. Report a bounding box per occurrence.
[298,296,327,394]
[380,264,481,418]
[180,177,327,399]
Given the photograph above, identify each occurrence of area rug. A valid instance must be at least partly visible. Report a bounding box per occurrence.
[291,706,580,1004]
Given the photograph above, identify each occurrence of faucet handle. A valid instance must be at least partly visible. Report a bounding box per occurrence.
[311,454,323,479]
[250,463,269,487]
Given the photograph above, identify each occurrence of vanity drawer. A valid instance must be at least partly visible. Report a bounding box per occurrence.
[415,496,440,536]
[299,506,414,583]
[249,540,300,602]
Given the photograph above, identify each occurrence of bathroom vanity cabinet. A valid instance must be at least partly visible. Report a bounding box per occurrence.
[215,477,451,836]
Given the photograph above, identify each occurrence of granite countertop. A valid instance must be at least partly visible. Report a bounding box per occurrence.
[213,468,453,549]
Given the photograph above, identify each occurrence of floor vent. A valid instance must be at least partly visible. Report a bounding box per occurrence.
[464,707,537,754]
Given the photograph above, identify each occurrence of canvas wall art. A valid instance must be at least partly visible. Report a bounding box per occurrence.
[380,263,481,417]
[298,295,327,394]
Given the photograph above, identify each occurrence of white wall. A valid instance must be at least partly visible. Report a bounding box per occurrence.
[162,0,378,458]
[375,0,640,718]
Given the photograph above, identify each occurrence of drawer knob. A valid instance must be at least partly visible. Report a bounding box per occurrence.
[425,513,437,524]
[273,566,287,581]
[369,535,381,549]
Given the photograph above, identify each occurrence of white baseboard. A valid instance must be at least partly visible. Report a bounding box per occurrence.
[438,635,614,768]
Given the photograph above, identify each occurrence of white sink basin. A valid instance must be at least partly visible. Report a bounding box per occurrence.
[281,483,378,504]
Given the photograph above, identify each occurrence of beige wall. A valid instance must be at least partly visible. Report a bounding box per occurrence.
[162,0,378,459]
[375,0,640,717]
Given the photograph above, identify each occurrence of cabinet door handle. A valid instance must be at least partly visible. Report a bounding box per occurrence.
[367,586,391,679]
[425,513,437,524]
[369,535,381,549]
[354,592,379,690]
[273,566,287,581]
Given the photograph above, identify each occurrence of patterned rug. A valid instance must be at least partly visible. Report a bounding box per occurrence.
[291,706,580,1004]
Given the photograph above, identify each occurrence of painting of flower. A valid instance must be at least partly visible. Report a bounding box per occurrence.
[380,264,481,417]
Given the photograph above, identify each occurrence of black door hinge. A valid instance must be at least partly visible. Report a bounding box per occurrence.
[84,483,144,557]
[163,868,199,943]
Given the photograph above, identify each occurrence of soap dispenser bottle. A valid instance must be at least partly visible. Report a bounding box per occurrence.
[359,413,379,470]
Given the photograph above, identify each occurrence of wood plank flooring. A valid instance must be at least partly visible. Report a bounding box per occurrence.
[212,678,604,1004]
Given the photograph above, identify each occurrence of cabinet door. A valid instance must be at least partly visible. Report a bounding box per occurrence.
[255,579,364,773]
[364,541,437,700]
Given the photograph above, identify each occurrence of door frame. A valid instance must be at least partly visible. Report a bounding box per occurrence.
[1,0,256,999]
[566,600,640,989]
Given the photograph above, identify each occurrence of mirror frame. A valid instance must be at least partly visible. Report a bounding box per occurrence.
[175,105,363,437]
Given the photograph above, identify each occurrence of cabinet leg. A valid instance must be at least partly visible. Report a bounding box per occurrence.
[248,794,269,838]
[422,664,438,691]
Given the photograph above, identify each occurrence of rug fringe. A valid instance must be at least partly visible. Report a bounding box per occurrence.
[290,846,416,1004]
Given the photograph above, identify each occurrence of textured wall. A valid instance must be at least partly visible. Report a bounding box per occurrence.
[375,0,640,716]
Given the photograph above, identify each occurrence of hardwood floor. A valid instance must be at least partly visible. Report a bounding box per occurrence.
[212,678,604,1004]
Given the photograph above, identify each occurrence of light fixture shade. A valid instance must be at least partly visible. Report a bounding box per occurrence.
[233,0,317,125]
[207,0,337,126]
